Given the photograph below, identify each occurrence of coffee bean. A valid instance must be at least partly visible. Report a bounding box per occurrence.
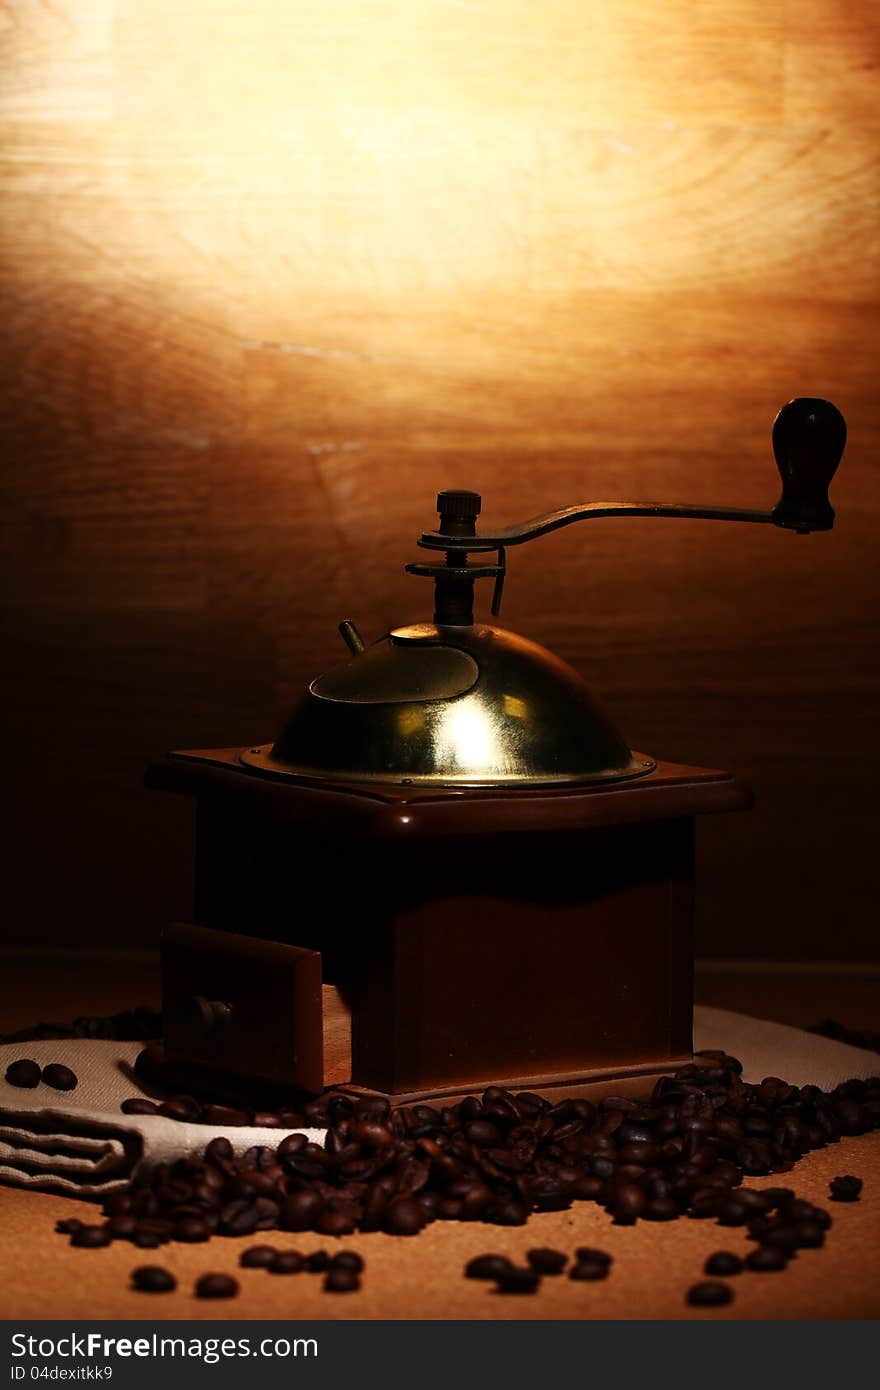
[240,1246,279,1268]
[464,1120,503,1147]
[716,1201,750,1226]
[495,1267,540,1294]
[203,1104,249,1127]
[829,1175,862,1202]
[5,1059,41,1088]
[195,1274,239,1299]
[121,1098,158,1115]
[306,1251,331,1273]
[569,1260,609,1281]
[332,1252,365,1273]
[204,1136,234,1165]
[795,1222,825,1249]
[705,1252,743,1276]
[574,1248,612,1266]
[158,1098,201,1123]
[465,1254,513,1280]
[745,1246,788,1272]
[56,1218,83,1235]
[42,1064,78,1092]
[489,1199,528,1226]
[132,1266,176,1292]
[382,1197,424,1236]
[317,1207,357,1236]
[270,1251,305,1274]
[644,1197,679,1221]
[280,1191,324,1231]
[132,1232,162,1249]
[71,1225,111,1248]
[526,1248,567,1274]
[762,1188,796,1209]
[687,1281,733,1307]
[759,1226,801,1254]
[611,1182,647,1223]
[325,1267,360,1292]
[252,1112,283,1128]
[173,1217,210,1242]
[107,1216,138,1240]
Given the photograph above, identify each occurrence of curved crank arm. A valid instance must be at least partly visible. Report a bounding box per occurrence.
[418,398,846,552]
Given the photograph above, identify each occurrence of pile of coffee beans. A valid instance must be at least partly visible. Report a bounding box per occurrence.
[5,1059,77,1091]
[55,1052,874,1309]
[59,1053,876,1250]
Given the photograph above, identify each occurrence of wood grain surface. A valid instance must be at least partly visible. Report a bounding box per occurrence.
[1,2,878,957]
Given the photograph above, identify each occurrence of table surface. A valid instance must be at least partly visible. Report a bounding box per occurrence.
[1,953,878,1321]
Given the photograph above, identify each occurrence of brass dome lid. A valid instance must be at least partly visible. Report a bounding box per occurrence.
[240,623,652,788]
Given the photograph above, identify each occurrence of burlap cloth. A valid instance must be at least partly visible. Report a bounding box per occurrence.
[1,1006,876,1200]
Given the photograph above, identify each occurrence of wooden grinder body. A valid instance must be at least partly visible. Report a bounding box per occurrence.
[150,749,751,1104]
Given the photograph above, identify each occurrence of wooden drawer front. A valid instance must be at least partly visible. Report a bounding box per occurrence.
[161,921,324,1093]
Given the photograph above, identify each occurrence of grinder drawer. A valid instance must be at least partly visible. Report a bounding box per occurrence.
[161,921,324,1094]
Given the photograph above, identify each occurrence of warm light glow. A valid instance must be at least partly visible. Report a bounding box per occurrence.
[434,700,507,775]
[2,0,871,327]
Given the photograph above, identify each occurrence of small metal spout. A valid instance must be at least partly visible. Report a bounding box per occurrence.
[338,619,366,655]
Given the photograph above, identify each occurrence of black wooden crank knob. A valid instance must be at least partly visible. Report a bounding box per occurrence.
[771,397,846,533]
[437,489,481,537]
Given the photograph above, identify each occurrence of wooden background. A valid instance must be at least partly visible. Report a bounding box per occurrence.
[1,1,877,960]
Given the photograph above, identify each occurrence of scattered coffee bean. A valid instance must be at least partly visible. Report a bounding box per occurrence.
[56,1218,83,1235]
[575,1248,612,1267]
[705,1252,743,1276]
[121,1098,158,1115]
[324,1266,360,1292]
[305,1251,331,1272]
[527,1248,567,1275]
[332,1252,365,1274]
[495,1267,540,1294]
[195,1273,239,1299]
[829,1175,862,1202]
[465,1254,514,1281]
[687,1281,733,1307]
[569,1259,609,1281]
[42,1064,78,1092]
[240,1246,278,1268]
[5,1059,41,1089]
[745,1246,788,1272]
[269,1251,304,1274]
[132,1266,176,1293]
[71,1225,111,1248]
